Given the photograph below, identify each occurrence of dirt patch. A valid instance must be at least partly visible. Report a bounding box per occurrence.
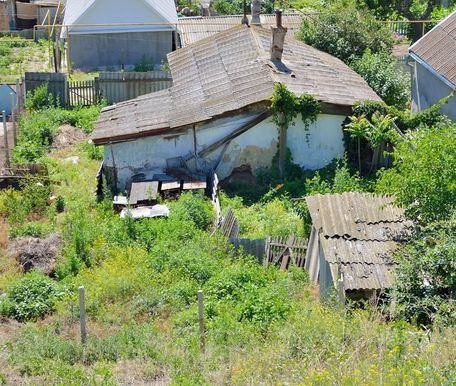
[7,234,61,276]
[52,125,88,150]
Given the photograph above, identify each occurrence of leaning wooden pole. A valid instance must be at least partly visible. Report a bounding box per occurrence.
[197,290,205,353]
[2,111,10,169]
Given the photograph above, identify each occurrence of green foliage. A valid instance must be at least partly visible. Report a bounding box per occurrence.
[24,84,54,110]
[169,191,214,230]
[350,50,411,109]
[377,124,456,223]
[134,55,155,72]
[14,89,101,163]
[212,0,275,15]
[298,3,393,63]
[9,221,55,239]
[392,219,456,326]
[0,272,62,322]
[79,141,104,160]
[270,83,320,129]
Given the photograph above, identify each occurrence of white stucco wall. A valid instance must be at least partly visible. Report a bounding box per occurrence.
[105,112,346,192]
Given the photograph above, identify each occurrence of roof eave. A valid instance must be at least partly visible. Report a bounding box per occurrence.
[409,52,455,89]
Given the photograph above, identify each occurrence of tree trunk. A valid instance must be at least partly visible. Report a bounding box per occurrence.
[357,137,362,174]
[278,112,287,180]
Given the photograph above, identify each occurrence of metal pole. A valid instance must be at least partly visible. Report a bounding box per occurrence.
[197,290,205,353]
[78,286,87,345]
[2,111,10,169]
[10,93,17,146]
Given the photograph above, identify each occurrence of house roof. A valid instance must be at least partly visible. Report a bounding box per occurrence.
[409,11,456,87]
[305,192,410,291]
[94,25,380,144]
[63,0,178,29]
[177,14,303,46]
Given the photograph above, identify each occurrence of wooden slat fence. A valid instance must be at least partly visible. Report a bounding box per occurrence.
[24,71,172,108]
[96,71,172,104]
[265,235,308,269]
[68,80,98,106]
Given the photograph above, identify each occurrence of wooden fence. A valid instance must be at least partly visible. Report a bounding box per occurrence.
[24,71,172,108]
[97,71,172,104]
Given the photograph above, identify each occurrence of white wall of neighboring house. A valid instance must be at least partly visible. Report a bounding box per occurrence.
[105,112,346,193]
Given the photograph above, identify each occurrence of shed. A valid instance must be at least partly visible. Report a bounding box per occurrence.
[62,0,178,70]
[93,22,381,195]
[305,192,410,302]
[0,84,16,117]
[409,10,456,120]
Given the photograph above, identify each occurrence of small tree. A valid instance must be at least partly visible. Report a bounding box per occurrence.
[350,50,411,109]
[297,3,393,63]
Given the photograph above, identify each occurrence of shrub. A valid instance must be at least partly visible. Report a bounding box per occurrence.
[392,219,456,326]
[0,272,62,322]
[24,84,54,110]
[350,50,411,109]
[376,124,456,223]
[170,191,214,230]
[297,3,393,63]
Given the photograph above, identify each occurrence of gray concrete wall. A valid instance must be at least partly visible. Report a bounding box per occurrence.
[69,31,173,70]
[412,61,456,121]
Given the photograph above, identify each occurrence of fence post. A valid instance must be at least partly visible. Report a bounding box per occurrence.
[10,93,17,146]
[2,111,10,169]
[197,290,205,353]
[78,286,87,345]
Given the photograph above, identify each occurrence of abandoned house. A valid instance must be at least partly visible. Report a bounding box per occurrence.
[409,10,456,120]
[92,14,381,195]
[305,192,411,302]
[61,0,178,70]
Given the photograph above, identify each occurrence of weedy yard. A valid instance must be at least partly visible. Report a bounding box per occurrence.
[0,36,50,84]
[0,97,455,384]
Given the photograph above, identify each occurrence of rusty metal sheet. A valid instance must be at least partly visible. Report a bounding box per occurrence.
[129,181,159,204]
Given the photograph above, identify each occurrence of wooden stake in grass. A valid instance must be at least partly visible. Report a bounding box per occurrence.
[198,290,205,353]
[78,286,87,345]
[2,111,10,169]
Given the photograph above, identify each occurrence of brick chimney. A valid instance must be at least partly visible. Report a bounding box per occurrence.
[270,9,287,62]
[251,0,261,25]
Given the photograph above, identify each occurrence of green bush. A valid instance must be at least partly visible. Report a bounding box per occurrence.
[9,221,55,239]
[350,50,411,109]
[376,124,456,223]
[392,219,456,326]
[170,191,214,230]
[25,84,54,110]
[297,3,393,63]
[1,272,62,322]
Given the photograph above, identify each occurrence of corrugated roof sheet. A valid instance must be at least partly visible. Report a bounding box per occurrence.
[410,11,456,86]
[306,192,410,291]
[93,25,380,144]
[305,192,407,238]
[177,14,303,46]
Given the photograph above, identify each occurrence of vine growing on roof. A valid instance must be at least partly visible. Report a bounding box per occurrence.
[270,83,320,134]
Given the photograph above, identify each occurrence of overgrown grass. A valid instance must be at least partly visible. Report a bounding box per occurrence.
[0,144,454,384]
[0,36,50,83]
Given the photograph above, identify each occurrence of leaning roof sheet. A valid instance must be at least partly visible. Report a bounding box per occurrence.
[409,10,456,86]
[305,192,406,239]
[93,25,380,144]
